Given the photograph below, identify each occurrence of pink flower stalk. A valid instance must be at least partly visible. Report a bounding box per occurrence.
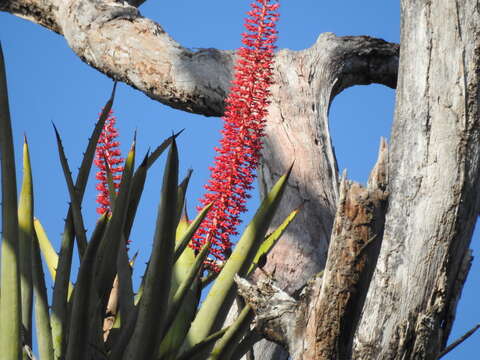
[192,0,279,264]
[94,109,124,214]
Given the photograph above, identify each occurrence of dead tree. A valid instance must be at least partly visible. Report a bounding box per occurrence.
[1,1,479,359]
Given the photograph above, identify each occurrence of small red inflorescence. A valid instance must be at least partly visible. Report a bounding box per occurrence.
[192,0,280,268]
[94,109,124,215]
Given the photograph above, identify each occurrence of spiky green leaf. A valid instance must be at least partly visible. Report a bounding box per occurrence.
[123,129,183,240]
[208,305,254,360]
[157,235,201,360]
[51,87,116,360]
[65,215,108,360]
[124,152,149,240]
[247,207,299,276]
[162,241,210,341]
[184,165,292,349]
[18,138,34,359]
[123,138,178,360]
[53,124,88,257]
[176,327,229,360]
[116,232,135,328]
[174,203,212,262]
[0,42,22,360]
[176,169,193,225]
[145,129,183,170]
[32,232,54,360]
[94,141,135,307]
[33,219,73,299]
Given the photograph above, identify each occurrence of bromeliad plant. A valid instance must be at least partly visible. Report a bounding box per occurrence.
[192,0,280,267]
[0,63,295,360]
[0,1,295,359]
[94,108,124,215]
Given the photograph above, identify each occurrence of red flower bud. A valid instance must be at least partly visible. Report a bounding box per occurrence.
[94,109,124,215]
[192,0,279,268]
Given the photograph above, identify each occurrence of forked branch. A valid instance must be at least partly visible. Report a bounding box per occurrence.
[1,0,398,118]
[237,139,389,360]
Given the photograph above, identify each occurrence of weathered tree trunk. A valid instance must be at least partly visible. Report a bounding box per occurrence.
[260,35,397,296]
[237,140,388,360]
[254,35,397,359]
[2,1,479,359]
[352,1,480,359]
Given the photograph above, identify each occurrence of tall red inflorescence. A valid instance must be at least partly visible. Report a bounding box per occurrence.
[192,0,280,266]
[94,110,124,215]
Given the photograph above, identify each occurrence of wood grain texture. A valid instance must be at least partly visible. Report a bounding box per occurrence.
[237,142,388,360]
[353,1,480,358]
[24,2,480,360]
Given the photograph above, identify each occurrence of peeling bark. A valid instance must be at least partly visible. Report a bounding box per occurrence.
[235,273,324,360]
[258,34,397,297]
[1,0,61,33]
[0,3,399,358]
[3,1,478,360]
[353,1,480,359]
[237,141,388,360]
[312,144,388,360]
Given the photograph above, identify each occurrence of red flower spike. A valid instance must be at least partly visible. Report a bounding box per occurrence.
[94,109,124,215]
[191,0,279,267]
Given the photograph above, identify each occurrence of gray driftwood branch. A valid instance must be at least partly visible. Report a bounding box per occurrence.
[236,141,389,360]
[4,2,479,360]
[0,0,398,118]
[0,11,399,360]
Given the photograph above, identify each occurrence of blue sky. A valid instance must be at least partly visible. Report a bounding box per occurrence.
[0,1,478,358]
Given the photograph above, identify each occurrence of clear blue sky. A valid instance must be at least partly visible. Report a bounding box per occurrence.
[0,1,478,358]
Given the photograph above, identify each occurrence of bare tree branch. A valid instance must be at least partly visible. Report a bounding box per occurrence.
[126,0,147,9]
[3,2,479,360]
[437,324,480,359]
[1,0,398,119]
[307,140,388,360]
[330,36,399,96]
[353,2,480,358]
[1,0,61,33]
[237,141,389,360]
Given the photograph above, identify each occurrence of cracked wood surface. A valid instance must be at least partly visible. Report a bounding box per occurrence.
[353,1,480,359]
[237,141,388,360]
[258,34,397,298]
[310,143,388,360]
[0,3,400,359]
[6,1,479,360]
[252,34,397,360]
[299,140,388,360]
